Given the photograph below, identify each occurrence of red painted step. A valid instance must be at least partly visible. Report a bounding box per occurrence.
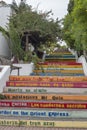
[0,101,87,109]
[6,81,87,88]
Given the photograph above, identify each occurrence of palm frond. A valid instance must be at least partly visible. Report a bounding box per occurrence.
[0,26,9,39]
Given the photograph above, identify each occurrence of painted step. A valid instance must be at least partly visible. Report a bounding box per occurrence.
[0,101,87,109]
[45,58,76,60]
[48,52,72,54]
[45,59,76,62]
[32,73,84,76]
[2,93,87,102]
[0,119,87,128]
[3,87,87,94]
[1,108,87,119]
[33,69,84,74]
[50,52,72,54]
[37,65,83,68]
[38,61,82,65]
[6,81,87,88]
[45,55,75,58]
[33,70,84,76]
[9,76,87,82]
[34,68,83,70]
[0,127,85,130]
[31,73,84,76]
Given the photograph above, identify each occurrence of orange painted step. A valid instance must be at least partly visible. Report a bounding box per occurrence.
[9,76,87,82]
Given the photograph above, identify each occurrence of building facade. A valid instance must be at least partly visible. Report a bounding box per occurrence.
[0,2,11,58]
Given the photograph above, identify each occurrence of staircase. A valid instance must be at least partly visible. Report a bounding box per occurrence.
[0,50,87,129]
[32,51,84,76]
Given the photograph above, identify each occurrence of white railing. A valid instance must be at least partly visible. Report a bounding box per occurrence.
[77,55,87,76]
[0,65,10,92]
[68,48,78,62]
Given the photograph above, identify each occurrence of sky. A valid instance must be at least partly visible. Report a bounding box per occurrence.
[4,0,69,20]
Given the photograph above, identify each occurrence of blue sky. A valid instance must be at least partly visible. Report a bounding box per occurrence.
[4,0,69,20]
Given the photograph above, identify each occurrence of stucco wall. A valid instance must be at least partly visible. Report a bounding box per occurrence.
[11,63,34,76]
[0,6,11,58]
[0,65,10,93]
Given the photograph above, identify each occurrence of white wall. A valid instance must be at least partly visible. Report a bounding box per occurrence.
[0,6,11,58]
[0,65,10,93]
[11,63,34,76]
[78,55,87,76]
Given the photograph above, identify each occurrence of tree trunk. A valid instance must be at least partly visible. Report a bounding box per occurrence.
[25,34,29,52]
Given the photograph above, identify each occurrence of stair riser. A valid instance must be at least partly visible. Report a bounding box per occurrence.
[38,62,82,65]
[34,68,83,70]
[6,81,87,88]
[37,65,83,68]
[9,76,87,82]
[2,93,87,102]
[0,109,87,119]
[0,101,87,109]
[4,87,87,94]
[0,119,87,128]
[31,73,84,76]
[45,59,76,62]
[33,70,84,73]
